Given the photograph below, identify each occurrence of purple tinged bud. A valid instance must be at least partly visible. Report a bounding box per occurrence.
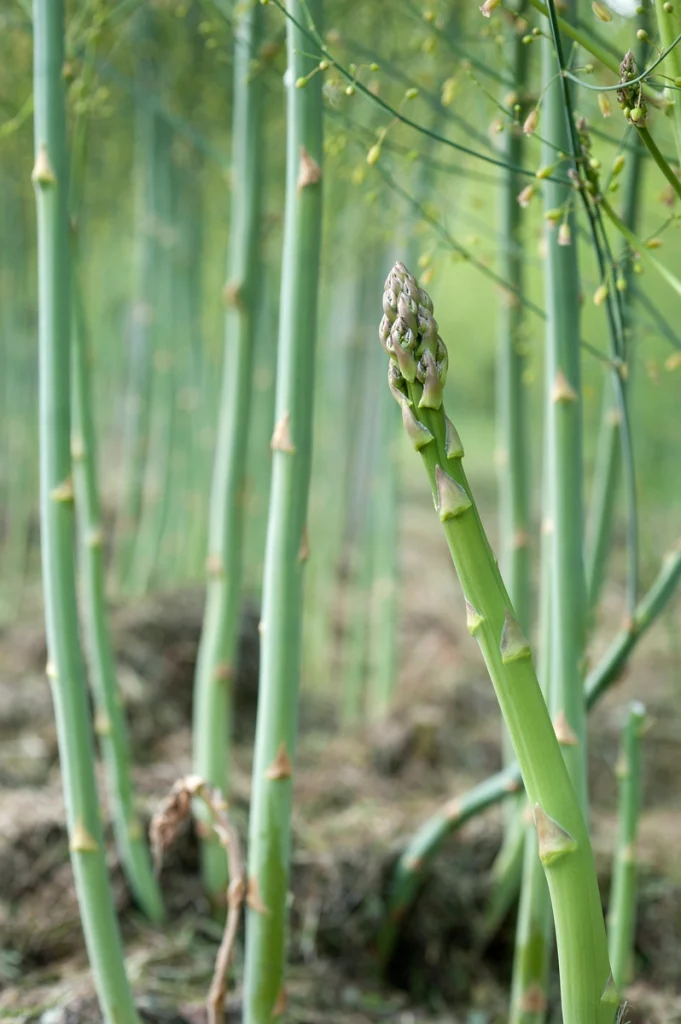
[383,289,398,323]
[418,349,443,410]
[397,291,418,332]
[418,288,434,313]
[379,314,392,354]
[388,363,410,405]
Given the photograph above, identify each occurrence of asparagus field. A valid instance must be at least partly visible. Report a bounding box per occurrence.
[1,1,680,1022]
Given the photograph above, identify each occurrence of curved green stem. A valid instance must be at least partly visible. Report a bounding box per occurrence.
[636,127,681,201]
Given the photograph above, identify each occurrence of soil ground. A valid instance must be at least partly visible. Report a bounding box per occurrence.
[0,501,680,1022]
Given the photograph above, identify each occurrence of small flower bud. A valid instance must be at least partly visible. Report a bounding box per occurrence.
[630,105,644,122]
[545,208,563,223]
[523,107,539,135]
[517,184,536,207]
[536,164,555,180]
[612,154,625,175]
[370,62,380,71]
[616,274,627,292]
[319,60,330,71]
[592,1,613,20]
[646,237,663,249]
[558,222,571,246]
[636,28,648,40]
[522,34,534,43]
[345,84,355,96]
[405,87,419,100]
[295,76,308,88]
[367,144,381,166]
[598,93,612,118]
[664,2,673,11]
[480,0,501,16]
[593,284,608,306]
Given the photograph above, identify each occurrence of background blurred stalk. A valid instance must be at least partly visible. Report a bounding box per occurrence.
[32,1,141,1019]
[243,0,324,1017]
[608,701,646,990]
[586,27,647,615]
[509,450,553,1024]
[115,10,156,590]
[193,0,265,906]
[71,267,164,923]
[488,0,532,937]
[541,23,588,808]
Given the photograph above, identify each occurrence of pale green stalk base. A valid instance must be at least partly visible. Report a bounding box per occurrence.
[243,2,323,1018]
[33,2,141,1020]
[193,0,264,907]
[608,701,646,990]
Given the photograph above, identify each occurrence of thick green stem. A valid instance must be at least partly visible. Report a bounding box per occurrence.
[379,263,615,1024]
[243,1,323,1018]
[378,543,681,960]
[192,0,265,908]
[72,272,164,924]
[32,2,141,1020]
[607,701,646,990]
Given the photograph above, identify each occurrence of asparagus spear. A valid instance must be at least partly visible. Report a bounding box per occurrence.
[377,262,616,1024]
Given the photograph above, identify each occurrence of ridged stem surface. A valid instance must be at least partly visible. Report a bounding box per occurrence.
[192,0,265,906]
[608,701,646,989]
[243,2,323,1018]
[32,2,141,1020]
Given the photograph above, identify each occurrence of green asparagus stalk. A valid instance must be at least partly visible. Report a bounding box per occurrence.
[115,12,156,590]
[379,545,680,962]
[586,27,648,615]
[607,700,646,990]
[489,0,532,938]
[242,0,324,1018]
[67,36,164,924]
[377,262,616,1024]
[71,270,164,924]
[541,27,588,811]
[192,0,265,907]
[509,454,553,1024]
[32,2,141,1020]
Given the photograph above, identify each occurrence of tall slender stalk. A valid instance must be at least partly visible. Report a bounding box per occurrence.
[509,451,553,1024]
[489,0,532,935]
[192,0,266,907]
[586,29,648,614]
[32,2,140,1020]
[115,12,156,589]
[541,24,588,810]
[71,271,164,924]
[243,1,324,1018]
[378,262,616,1024]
